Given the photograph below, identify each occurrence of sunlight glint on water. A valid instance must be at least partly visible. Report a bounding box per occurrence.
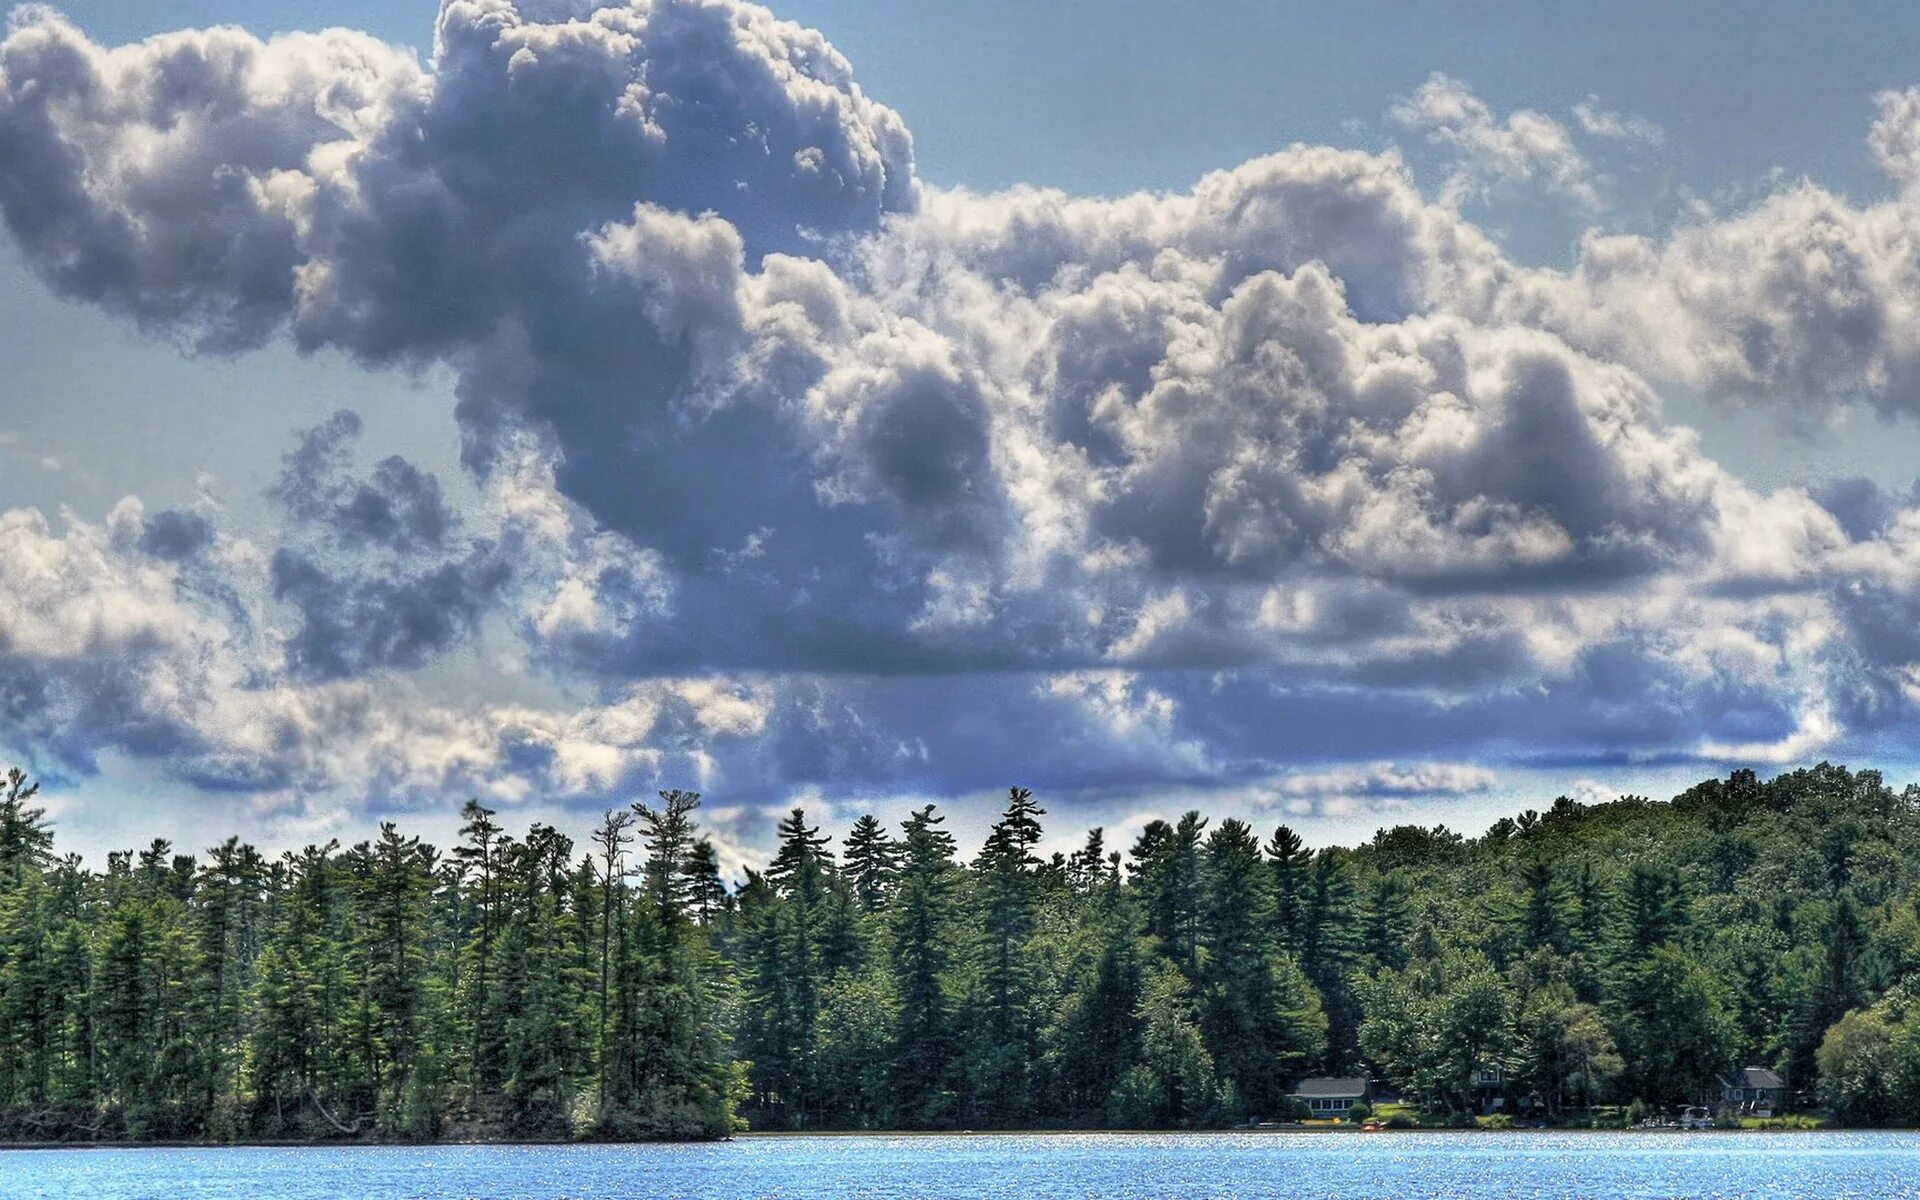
[2,1132,1919,1200]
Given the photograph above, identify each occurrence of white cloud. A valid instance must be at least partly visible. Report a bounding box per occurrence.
[1696,702,1841,765]
[1273,761,1499,798]
[1392,72,1599,210]
[1573,97,1664,148]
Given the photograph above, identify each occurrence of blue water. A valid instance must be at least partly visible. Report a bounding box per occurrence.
[1,1132,1917,1199]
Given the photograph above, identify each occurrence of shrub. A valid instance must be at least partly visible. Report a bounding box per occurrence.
[1347,1101,1373,1123]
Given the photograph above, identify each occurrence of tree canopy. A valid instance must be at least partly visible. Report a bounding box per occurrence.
[2,764,1920,1139]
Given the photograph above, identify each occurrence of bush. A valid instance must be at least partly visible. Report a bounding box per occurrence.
[1820,1009,1897,1126]
[1481,1113,1515,1130]
[1383,1114,1417,1129]
[1626,1099,1650,1126]
[1282,1098,1313,1122]
[1347,1101,1373,1123]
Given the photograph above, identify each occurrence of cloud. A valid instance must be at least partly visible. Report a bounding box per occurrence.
[0,483,786,813]
[267,413,509,680]
[1572,97,1664,148]
[1492,189,1920,421]
[8,1,1920,852]
[1272,762,1498,798]
[1261,760,1496,819]
[1391,72,1598,210]
[137,509,216,561]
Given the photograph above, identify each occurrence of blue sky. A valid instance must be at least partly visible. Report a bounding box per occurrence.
[6,0,1920,867]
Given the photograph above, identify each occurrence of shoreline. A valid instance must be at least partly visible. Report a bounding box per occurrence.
[0,1125,1891,1151]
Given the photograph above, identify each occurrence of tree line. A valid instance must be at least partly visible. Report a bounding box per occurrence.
[1,762,1919,1140]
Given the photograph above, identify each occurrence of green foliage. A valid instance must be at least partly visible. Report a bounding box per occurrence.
[0,775,741,1143]
[1107,963,1225,1128]
[1614,945,1737,1105]
[1818,1007,1897,1125]
[7,760,1920,1139]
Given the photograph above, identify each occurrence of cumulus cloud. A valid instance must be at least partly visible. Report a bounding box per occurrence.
[1492,191,1920,421]
[9,0,1920,851]
[0,482,784,812]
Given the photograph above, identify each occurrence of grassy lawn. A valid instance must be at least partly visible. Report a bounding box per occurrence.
[1740,1114,1829,1130]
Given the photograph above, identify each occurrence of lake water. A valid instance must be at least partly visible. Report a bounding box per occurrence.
[1,1131,1917,1199]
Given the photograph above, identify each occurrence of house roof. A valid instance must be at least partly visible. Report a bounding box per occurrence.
[1288,1077,1369,1099]
[1725,1067,1785,1090]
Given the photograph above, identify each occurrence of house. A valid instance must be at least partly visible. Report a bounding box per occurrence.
[1470,1064,1507,1114]
[1287,1077,1373,1118]
[1709,1067,1789,1116]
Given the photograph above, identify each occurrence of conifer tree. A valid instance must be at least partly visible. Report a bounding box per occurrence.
[843,815,901,911]
[889,805,957,1125]
[452,800,503,1096]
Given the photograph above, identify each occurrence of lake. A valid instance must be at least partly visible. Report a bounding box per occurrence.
[2,1131,1918,1199]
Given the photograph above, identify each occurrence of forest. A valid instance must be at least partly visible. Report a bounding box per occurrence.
[0,761,1919,1141]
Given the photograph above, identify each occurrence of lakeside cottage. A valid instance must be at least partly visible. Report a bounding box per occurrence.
[1288,1077,1373,1118]
[1471,1064,1508,1114]
[1708,1067,1790,1116]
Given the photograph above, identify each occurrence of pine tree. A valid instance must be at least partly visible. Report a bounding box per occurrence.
[1265,825,1312,954]
[889,805,958,1125]
[589,807,634,1117]
[362,824,437,1135]
[842,815,901,912]
[634,790,702,921]
[760,808,835,1125]
[1359,869,1414,971]
[968,787,1047,1124]
[1067,827,1109,895]
[1300,848,1360,1068]
[451,800,503,1096]
[684,840,727,925]
[191,836,264,1126]
[0,769,51,888]
[1198,818,1326,1116]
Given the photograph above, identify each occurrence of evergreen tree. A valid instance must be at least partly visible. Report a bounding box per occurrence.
[889,805,958,1125]
[0,769,51,888]
[843,815,901,912]
[589,808,634,1116]
[633,790,701,920]
[967,787,1047,1124]
[10,760,1920,1138]
[1199,818,1326,1115]
[684,840,727,925]
[1264,825,1311,954]
[451,800,503,1096]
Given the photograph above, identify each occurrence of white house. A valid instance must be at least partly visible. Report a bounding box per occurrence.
[1287,1077,1373,1118]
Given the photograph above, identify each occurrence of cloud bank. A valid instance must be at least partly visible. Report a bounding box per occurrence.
[5,0,1920,852]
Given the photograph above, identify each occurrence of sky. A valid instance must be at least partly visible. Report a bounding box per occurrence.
[6,0,1920,871]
